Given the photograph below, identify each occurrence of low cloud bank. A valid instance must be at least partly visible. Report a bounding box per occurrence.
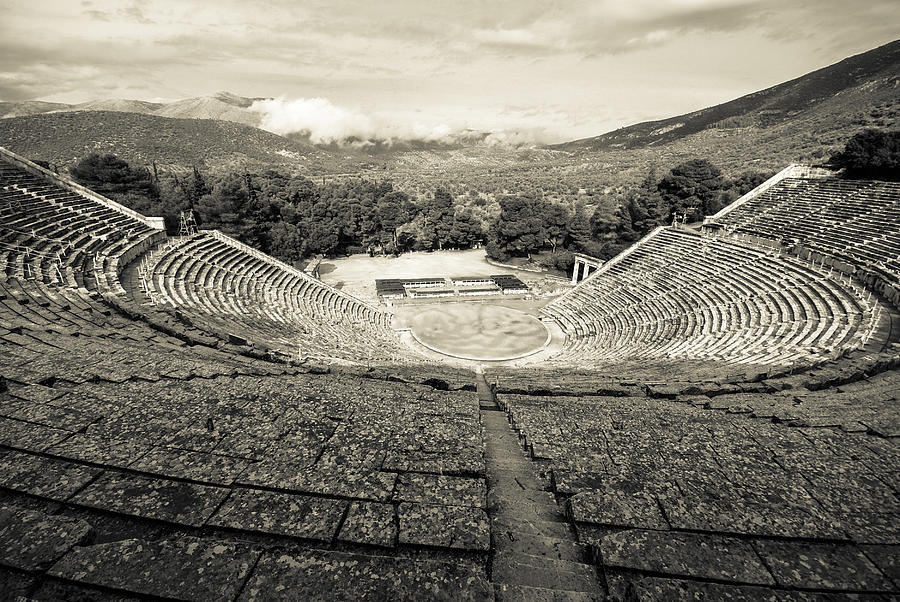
[249,96,552,148]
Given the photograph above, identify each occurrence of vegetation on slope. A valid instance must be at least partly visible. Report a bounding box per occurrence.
[0,111,355,174]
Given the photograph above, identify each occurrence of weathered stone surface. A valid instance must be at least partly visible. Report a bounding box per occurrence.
[860,544,900,589]
[337,501,397,548]
[0,416,71,451]
[208,488,346,541]
[129,446,251,486]
[246,463,398,501]
[831,510,900,545]
[397,502,490,551]
[70,472,229,526]
[0,567,37,600]
[569,485,668,530]
[47,433,152,466]
[382,448,485,476]
[239,549,492,601]
[8,383,65,403]
[754,540,893,591]
[1,397,98,431]
[394,473,486,508]
[492,551,599,593]
[494,583,601,601]
[659,494,844,540]
[609,574,783,601]
[48,536,259,600]
[0,449,101,500]
[0,506,93,571]
[599,529,774,585]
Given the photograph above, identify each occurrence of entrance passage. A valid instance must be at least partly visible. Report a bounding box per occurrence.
[408,304,549,361]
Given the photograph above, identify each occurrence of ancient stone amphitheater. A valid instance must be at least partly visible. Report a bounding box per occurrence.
[0,146,898,600]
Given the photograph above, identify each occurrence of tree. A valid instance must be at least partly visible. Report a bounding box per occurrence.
[376,191,413,252]
[589,195,621,241]
[424,188,455,250]
[448,207,482,248]
[657,159,726,220]
[831,129,900,179]
[70,153,157,201]
[268,221,305,262]
[565,206,592,253]
[729,170,773,196]
[487,194,546,259]
[542,202,570,252]
[195,173,247,234]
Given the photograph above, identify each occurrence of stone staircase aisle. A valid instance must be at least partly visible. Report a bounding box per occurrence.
[475,369,605,601]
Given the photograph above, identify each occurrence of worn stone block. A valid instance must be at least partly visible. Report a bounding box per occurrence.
[70,472,229,527]
[394,473,486,508]
[208,488,346,541]
[599,529,775,585]
[48,536,258,600]
[337,501,396,548]
[0,506,93,571]
[397,503,489,551]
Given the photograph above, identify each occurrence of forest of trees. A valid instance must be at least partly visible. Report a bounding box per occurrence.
[67,152,768,270]
[830,129,900,179]
[69,154,484,263]
[67,130,894,271]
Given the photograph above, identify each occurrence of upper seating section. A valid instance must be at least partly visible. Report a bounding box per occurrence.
[542,227,889,367]
[139,231,410,364]
[0,150,165,294]
[709,173,900,285]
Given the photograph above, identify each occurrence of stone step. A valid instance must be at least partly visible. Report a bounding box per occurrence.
[495,583,605,602]
[494,530,589,563]
[489,467,551,492]
[489,496,568,523]
[492,516,575,540]
[492,550,600,593]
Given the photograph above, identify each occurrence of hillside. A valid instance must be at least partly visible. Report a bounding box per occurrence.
[554,39,900,152]
[0,100,70,118]
[0,111,354,174]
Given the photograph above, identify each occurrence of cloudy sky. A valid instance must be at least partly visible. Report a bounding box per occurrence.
[1,0,898,143]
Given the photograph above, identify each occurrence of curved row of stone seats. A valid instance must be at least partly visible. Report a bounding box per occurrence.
[139,231,413,363]
[708,172,900,305]
[544,227,887,366]
[494,362,900,599]
[0,154,165,295]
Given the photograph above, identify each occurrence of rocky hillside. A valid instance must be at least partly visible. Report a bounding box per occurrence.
[554,39,900,152]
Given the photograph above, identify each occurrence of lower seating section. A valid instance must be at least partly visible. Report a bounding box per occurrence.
[543,227,887,366]
[138,232,412,364]
[496,351,900,598]
[0,283,493,599]
[711,175,900,306]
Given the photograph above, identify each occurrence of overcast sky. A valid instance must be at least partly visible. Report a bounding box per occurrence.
[1,0,898,143]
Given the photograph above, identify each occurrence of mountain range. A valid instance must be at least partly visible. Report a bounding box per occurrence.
[0,91,267,128]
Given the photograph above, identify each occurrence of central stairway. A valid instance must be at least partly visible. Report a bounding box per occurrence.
[476,370,605,600]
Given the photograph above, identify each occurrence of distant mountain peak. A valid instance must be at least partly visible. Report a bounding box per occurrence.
[211,91,270,108]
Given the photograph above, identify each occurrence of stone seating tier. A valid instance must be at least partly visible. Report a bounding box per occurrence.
[542,227,888,367]
[140,232,414,364]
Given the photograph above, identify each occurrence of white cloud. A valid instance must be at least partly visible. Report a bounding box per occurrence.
[249,95,568,146]
[251,97,376,143]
